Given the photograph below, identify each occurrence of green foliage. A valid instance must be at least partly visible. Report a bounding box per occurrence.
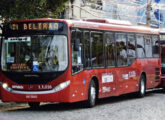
[0,0,68,23]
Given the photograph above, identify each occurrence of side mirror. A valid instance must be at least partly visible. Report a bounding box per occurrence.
[74,38,80,51]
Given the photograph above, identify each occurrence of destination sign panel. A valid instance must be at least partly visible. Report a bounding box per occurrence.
[9,22,62,31]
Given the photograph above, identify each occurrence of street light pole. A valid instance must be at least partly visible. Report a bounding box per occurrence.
[146,0,152,27]
[70,0,75,18]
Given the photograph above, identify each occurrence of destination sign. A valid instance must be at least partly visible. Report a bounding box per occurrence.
[9,22,61,31]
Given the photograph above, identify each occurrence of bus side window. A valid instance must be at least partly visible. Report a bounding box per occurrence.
[105,33,115,67]
[144,35,152,58]
[116,33,127,66]
[136,34,145,58]
[84,31,91,68]
[152,35,160,58]
[127,34,136,65]
[91,32,104,68]
[71,30,83,74]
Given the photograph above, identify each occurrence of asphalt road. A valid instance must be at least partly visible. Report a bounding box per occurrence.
[0,89,165,120]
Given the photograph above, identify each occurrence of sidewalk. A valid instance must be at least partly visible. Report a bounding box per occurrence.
[0,100,15,108]
[0,100,26,109]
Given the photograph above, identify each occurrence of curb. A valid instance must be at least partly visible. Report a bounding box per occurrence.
[0,100,15,108]
[0,100,26,109]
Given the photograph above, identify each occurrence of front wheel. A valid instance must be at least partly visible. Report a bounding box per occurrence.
[86,80,97,108]
[138,75,146,97]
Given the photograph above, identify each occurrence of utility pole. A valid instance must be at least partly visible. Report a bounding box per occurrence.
[70,0,75,18]
[146,0,152,27]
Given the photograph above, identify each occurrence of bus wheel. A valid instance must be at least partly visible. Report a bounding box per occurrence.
[86,80,97,108]
[28,102,40,109]
[138,75,146,97]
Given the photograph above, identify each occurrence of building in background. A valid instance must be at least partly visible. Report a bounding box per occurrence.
[65,0,104,19]
[137,0,165,28]
[65,0,165,28]
[102,0,139,24]
[65,0,141,25]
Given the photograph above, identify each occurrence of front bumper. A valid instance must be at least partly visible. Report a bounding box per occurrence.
[1,81,71,103]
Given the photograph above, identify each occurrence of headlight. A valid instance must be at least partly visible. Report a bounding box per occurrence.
[2,83,11,92]
[2,83,8,89]
[54,80,70,92]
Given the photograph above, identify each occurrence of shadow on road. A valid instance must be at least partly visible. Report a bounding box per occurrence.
[5,88,165,112]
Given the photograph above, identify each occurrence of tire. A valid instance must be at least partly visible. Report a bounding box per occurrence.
[28,102,40,109]
[162,87,165,92]
[138,75,146,98]
[86,80,97,108]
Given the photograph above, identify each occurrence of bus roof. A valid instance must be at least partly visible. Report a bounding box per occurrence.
[9,18,159,34]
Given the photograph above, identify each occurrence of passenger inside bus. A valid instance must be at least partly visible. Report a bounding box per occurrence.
[44,45,59,71]
[38,46,47,70]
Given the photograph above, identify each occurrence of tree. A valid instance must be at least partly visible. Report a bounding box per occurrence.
[0,0,68,23]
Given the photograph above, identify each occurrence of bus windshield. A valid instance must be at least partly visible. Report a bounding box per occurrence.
[1,35,68,72]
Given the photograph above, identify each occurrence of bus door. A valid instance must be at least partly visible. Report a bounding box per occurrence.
[71,29,90,100]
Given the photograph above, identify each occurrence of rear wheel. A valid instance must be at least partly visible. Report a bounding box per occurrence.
[163,87,165,91]
[138,75,146,97]
[28,102,40,109]
[86,80,97,108]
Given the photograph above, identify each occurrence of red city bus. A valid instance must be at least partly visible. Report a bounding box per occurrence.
[160,30,165,87]
[0,18,161,108]
[0,33,1,99]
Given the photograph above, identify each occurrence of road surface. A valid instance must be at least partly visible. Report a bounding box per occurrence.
[0,89,165,120]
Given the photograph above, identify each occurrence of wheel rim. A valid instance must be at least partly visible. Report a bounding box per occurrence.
[140,79,145,95]
[90,86,96,103]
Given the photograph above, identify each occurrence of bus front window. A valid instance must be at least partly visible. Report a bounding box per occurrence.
[1,35,68,72]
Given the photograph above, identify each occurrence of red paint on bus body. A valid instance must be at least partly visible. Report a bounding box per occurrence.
[0,18,161,104]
